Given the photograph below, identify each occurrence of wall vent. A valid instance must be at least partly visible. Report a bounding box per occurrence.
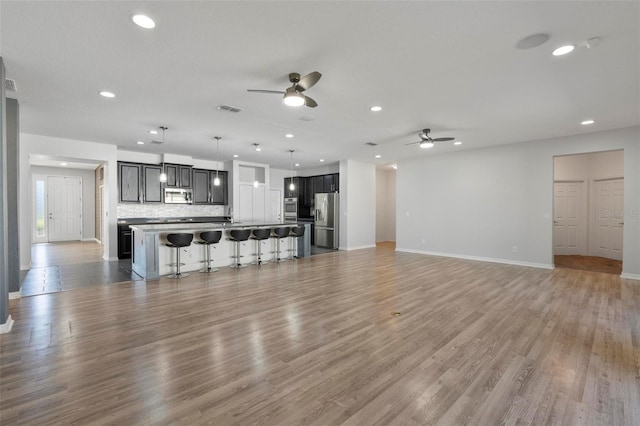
[217,104,243,113]
[4,78,17,92]
[150,140,163,145]
[365,142,378,146]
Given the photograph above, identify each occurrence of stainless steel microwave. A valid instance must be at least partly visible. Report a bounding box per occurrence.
[164,188,193,204]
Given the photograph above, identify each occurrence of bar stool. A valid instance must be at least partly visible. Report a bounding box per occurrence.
[250,228,271,265]
[228,229,251,268]
[166,233,193,278]
[288,225,305,259]
[271,226,291,262]
[195,230,222,273]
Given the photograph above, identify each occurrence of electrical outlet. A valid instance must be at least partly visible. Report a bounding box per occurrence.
[512,246,518,253]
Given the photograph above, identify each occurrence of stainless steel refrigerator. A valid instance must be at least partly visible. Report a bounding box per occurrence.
[314,193,339,249]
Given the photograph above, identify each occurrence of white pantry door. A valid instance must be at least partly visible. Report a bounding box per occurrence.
[269,188,282,222]
[594,178,624,260]
[48,176,82,242]
[553,181,586,255]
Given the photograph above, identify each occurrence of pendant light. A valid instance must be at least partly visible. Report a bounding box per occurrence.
[252,143,260,188]
[288,150,295,191]
[213,136,221,186]
[159,126,168,182]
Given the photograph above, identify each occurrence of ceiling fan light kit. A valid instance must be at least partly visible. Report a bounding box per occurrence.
[406,128,455,149]
[248,71,321,108]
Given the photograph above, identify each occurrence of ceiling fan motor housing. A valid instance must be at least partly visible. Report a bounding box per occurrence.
[289,73,301,83]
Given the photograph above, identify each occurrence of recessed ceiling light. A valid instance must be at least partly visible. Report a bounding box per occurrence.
[137,141,144,145]
[132,14,155,29]
[581,120,595,125]
[149,130,158,135]
[454,141,462,145]
[319,159,325,162]
[374,155,381,158]
[552,45,575,56]
[285,134,294,138]
[295,163,300,167]
[233,154,239,158]
[255,147,262,152]
[60,162,67,166]
[370,106,382,112]
[99,91,115,98]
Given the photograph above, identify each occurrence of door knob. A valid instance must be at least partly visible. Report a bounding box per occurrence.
[553,220,558,224]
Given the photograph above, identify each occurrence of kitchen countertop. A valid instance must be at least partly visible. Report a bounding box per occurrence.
[118,216,230,225]
[129,220,303,232]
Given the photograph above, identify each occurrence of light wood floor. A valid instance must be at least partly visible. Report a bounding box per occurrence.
[554,254,623,275]
[2,245,639,425]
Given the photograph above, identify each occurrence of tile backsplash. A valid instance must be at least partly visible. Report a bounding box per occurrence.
[118,203,225,218]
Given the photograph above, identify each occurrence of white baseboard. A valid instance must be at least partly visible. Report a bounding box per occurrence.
[621,272,640,281]
[0,315,15,334]
[396,247,553,270]
[9,289,22,299]
[344,244,377,251]
[20,262,32,271]
[108,256,119,261]
[82,238,100,243]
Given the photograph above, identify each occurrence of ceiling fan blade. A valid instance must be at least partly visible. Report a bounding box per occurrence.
[247,89,285,94]
[296,71,322,91]
[404,141,421,146]
[432,137,455,142]
[304,95,318,108]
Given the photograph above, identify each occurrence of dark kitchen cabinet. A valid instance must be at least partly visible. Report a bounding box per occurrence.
[143,165,163,203]
[284,176,299,199]
[322,173,339,192]
[193,169,228,205]
[193,169,210,204]
[313,176,324,194]
[117,225,132,259]
[210,171,228,205]
[164,164,192,188]
[119,163,141,203]
[301,177,313,207]
[180,166,192,188]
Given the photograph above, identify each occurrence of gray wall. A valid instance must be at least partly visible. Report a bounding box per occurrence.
[396,126,640,277]
[0,58,9,325]
[31,166,96,240]
[6,99,20,293]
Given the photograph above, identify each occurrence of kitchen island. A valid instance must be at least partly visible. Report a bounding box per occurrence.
[129,221,310,280]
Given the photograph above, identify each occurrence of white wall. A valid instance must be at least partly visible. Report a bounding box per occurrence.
[339,159,376,250]
[376,168,396,242]
[396,126,640,278]
[269,168,289,192]
[20,134,119,266]
[31,166,96,240]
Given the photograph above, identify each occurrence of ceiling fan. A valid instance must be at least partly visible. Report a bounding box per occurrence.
[247,71,321,108]
[405,128,455,149]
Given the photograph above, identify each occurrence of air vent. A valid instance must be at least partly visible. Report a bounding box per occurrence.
[217,104,243,113]
[4,78,17,92]
[150,140,163,145]
[365,142,378,146]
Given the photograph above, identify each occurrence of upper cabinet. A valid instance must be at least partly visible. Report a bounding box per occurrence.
[164,164,192,188]
[143,165,163,203]
[119,162,141,203]
[193,169,228,205]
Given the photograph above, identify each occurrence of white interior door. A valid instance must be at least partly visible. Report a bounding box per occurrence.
[594,178,623,260]
[48,176,82,242]
[269,188,282,222]
[553,181,586,255]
